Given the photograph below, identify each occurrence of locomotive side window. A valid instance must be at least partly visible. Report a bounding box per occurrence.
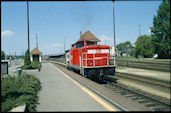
[76,42,84,48]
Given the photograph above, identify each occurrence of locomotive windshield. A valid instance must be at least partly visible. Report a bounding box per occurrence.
[86,42,97,46]
[76,42,84,48]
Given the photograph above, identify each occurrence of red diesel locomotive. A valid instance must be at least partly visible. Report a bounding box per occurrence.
[66,31,115,80]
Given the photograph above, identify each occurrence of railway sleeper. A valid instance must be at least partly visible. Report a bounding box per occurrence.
[145,103,159,108]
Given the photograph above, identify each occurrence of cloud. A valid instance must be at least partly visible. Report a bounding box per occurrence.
[40,43,64,54]
[99,35,113,42]
[1,30,14,37]
[52,43,63,47]
[42,43,63,49]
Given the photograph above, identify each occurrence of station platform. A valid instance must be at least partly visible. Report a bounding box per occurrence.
[116,66,170,82]
[34,62,118,111]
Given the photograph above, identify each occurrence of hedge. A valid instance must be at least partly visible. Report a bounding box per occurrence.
[1,73,41,112]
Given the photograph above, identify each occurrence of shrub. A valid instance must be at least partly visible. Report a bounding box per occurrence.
[1,50,5,60]
[31,61,41,70]
[20,61,41,70]
[24,49,31,66]
[1,73,41,112]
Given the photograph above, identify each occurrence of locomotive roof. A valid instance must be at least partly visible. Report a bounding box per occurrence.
[77,31,101,43]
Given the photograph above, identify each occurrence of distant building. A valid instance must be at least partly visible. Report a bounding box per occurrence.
[110,46,121,57]
[122,44,135,56]
[30,48,42,63]
[153,54,158,58]
[8,54,16,60]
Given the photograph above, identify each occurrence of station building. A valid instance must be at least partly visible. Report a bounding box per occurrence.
[30,48,42,63]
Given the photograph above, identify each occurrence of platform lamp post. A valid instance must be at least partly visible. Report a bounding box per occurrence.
[27,1,30,56]
[112,0,116,67]
[64,37,66,53]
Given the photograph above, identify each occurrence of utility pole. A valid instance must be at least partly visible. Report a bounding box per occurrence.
[34,33,39,48]
[27,1,30,53]
[139,24,141,36]
[64,37,66,53]
[22,49,24,59]
[112,1,116,66]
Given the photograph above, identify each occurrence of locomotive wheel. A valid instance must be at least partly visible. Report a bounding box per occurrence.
[67,65,71,70]
[84,74,88,78]
[66,65,69,69]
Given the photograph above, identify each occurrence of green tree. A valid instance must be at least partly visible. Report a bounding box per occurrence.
[150,0,170,59]
[130,49,135,57]
[135,35,154,58]
[24,49,31,66]
[1,50,5,60]
[117,41,131,51]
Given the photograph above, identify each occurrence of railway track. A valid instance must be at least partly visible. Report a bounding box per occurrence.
[48,59,171,111]
[114,59,170,72]
[114,72,170,90]
[104,81,171,111]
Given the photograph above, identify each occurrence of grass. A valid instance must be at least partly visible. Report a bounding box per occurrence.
[116,56,170,63]
[1,73,41,112]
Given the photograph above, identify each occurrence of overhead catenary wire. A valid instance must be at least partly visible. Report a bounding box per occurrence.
[36,2,53,28]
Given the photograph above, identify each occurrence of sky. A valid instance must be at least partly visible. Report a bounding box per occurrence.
[1,1,162,55]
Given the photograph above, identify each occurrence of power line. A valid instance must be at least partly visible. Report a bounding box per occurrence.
[37,2,53,28]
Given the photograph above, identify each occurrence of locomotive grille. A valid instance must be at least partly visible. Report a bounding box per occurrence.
[82,52,110,67]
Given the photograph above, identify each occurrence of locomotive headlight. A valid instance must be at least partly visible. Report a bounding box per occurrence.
[90,60,92,65]
[106,60,108,64]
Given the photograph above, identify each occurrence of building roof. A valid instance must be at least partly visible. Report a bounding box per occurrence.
[30,48,42,55]
[8,54,16,57]
[77,31,101,42]
[122,45,135,53]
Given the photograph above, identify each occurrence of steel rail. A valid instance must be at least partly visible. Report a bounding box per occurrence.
[108,82,171,108]
[114,73,170,89]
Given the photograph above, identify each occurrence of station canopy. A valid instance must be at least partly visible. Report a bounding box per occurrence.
[30,48,42,55]
[77,30,101,43]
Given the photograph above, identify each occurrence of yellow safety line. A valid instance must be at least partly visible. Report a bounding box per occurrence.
[49,62,117,111]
